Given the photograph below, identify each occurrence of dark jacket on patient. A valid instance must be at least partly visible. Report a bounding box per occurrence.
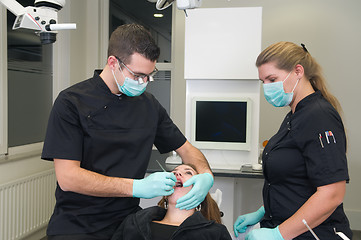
[111,206,232,240]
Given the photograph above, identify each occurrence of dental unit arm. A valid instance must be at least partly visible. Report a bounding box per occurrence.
[153,0,202,14]
[0,0,76,44]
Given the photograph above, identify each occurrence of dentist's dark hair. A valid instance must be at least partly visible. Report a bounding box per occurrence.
[108,23,160,64]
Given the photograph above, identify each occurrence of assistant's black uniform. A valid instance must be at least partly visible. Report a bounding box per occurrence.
[261,91,352,239]
[41,71,186,236]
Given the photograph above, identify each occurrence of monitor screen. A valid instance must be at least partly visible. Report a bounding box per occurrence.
[191,97,251,151]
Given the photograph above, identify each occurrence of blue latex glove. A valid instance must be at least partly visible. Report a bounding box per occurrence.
[175,173,214,210]
[233,206,265,237]
[246,226,284,240]
[133,172,176,199]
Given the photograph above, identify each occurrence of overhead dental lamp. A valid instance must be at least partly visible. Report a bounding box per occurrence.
[154,0,202,11]
[0,0,76,44]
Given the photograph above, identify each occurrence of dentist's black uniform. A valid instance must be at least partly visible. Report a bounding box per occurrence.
[42,70,186,237]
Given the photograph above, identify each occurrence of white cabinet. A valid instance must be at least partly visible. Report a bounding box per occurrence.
[184,7,262,80]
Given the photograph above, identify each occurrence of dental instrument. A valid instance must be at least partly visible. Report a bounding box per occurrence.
[156,160,167,172]
[302,219,320,240]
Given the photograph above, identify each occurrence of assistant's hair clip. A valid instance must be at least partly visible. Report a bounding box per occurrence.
[301,43,308,53]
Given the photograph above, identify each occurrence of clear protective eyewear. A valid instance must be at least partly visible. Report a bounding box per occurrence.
[115,56,158,84]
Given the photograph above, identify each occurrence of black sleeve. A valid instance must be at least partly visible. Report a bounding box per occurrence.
[295,105,349,187]
[41,92,84,161]
[153,101,187,154]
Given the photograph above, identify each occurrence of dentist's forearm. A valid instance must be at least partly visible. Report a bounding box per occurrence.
[54,159,134,197]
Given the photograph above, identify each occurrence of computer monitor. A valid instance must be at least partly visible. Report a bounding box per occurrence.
[191,96,252,151]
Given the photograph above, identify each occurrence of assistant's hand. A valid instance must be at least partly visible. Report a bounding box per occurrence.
[245,226,284,240]
[233,206,265,237]
[133,172,176,199]
[175,173,214,210]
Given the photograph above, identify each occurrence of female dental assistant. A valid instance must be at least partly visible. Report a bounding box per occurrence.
[233,42,352,240]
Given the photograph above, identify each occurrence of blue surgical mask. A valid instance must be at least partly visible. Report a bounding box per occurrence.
[263,72,299,107]
[119,77,147,97]
[112,63,148,97]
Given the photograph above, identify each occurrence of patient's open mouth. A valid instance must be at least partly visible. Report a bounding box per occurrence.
[175,181,183,187]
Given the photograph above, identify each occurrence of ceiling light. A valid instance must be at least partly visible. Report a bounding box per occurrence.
[154,13,164,18]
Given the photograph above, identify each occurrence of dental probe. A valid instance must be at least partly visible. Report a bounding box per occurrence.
[302,219,320,240]
[156,160,167,172]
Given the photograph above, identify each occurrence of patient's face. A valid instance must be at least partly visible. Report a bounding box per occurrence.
[167,165,197,204]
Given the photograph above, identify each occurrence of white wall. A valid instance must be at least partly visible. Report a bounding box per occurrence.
[68,0,108,85]
[0,155,54,183]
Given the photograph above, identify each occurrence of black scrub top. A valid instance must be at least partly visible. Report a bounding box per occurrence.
[261,91,352,239]
[41,70,186,235]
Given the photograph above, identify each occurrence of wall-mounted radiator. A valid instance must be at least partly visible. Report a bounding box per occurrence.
[0,169,56,240]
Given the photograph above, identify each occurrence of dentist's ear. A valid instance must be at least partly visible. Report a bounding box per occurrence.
[107,56,119,71]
